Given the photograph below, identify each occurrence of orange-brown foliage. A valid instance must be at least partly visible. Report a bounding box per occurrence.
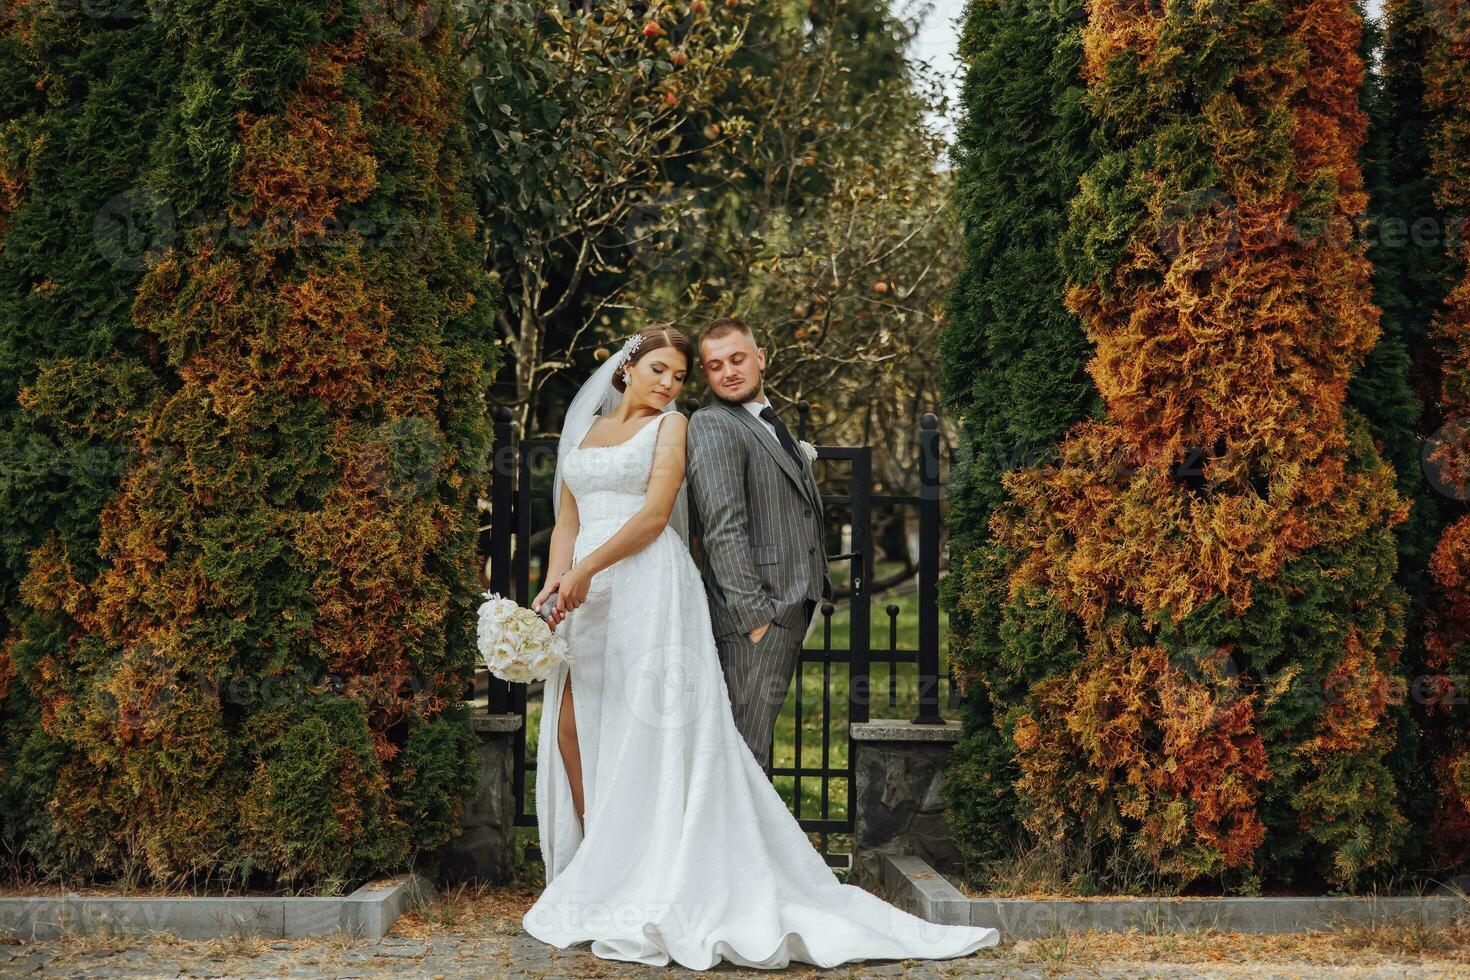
[996,0,1408,887]
[1423,10,1470,869]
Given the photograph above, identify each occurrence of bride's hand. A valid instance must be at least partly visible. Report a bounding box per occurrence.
[532,576,561,616]
[558,563,592,614]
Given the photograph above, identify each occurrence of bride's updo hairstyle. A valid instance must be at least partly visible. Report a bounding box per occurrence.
[611,326,694,393]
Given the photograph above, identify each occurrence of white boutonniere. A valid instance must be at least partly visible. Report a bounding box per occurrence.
[798,439,818,464]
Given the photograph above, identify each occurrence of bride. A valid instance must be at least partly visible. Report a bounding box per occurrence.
[523,326,1000,969]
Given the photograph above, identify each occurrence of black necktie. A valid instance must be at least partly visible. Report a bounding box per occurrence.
[759,405,804,467]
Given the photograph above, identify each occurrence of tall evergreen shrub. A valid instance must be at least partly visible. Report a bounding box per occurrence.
[938,0,1101,868]
[1,1,498,888]
[984,0,1408,892]
[1420,1,1470,870]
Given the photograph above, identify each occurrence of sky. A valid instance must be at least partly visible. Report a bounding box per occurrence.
[904,0,1389,145]
[904,0,965,142]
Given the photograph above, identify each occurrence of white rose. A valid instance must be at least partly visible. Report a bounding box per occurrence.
[474,590,567,683]
[798,439,818,464]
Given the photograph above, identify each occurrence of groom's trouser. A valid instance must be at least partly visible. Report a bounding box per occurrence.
[717,599,818,775]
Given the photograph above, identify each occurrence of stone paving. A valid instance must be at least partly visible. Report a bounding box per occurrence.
[1,882,1466,978]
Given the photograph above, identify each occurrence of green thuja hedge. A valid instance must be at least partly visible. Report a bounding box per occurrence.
[1354,0,1458,874]
[938,0,1100,870]
[0,1,498,889]
[0,2,177,878]
[1418,0,1470,869]
[945,0,1413,893]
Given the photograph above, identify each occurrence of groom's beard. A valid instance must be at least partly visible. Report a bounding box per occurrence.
[709,372,764,405]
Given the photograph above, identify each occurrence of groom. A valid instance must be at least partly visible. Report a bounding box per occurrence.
[686,316,829,775]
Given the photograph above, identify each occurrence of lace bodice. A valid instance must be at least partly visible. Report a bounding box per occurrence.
[562,413,669,560]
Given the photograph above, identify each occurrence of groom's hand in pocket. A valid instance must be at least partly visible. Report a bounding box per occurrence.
[748,622,771,644]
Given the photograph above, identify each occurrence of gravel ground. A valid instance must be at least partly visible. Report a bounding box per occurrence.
[1,882,1466,978]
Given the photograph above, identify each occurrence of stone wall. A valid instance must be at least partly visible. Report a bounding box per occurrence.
[849,719,965,890]
[439,714,521,885]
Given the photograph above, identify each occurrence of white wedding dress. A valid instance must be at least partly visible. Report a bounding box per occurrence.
[523,411,1000,969]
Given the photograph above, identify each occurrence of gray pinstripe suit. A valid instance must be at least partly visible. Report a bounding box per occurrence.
[686,398,829,772]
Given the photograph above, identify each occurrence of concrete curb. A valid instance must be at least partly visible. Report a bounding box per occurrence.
[0,873,437,941]
[880,854,1470,938]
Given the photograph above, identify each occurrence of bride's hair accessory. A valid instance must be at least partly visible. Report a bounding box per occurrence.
[618,333,644,387]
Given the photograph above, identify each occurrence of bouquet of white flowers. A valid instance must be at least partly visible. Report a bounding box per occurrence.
[476,591,568,683]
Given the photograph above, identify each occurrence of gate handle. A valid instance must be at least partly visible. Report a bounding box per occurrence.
[828,551,865,593]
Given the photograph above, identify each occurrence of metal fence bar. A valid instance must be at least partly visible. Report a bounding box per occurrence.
[820,651,832,826]
[514,433,540,826]
[848,447,872,727]
[913,414,943,725]
[886,603,900,711]
[514,439,534,607]
[793,649,804,820]
[487,408,516,715]
[486,412,535,825]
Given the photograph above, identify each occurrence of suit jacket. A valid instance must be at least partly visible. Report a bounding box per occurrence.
[686,398,829,639]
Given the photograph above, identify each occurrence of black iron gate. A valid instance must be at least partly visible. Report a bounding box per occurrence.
[477,403,954,868]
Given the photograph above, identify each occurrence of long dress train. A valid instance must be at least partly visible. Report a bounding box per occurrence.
[524,412,1000,969]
